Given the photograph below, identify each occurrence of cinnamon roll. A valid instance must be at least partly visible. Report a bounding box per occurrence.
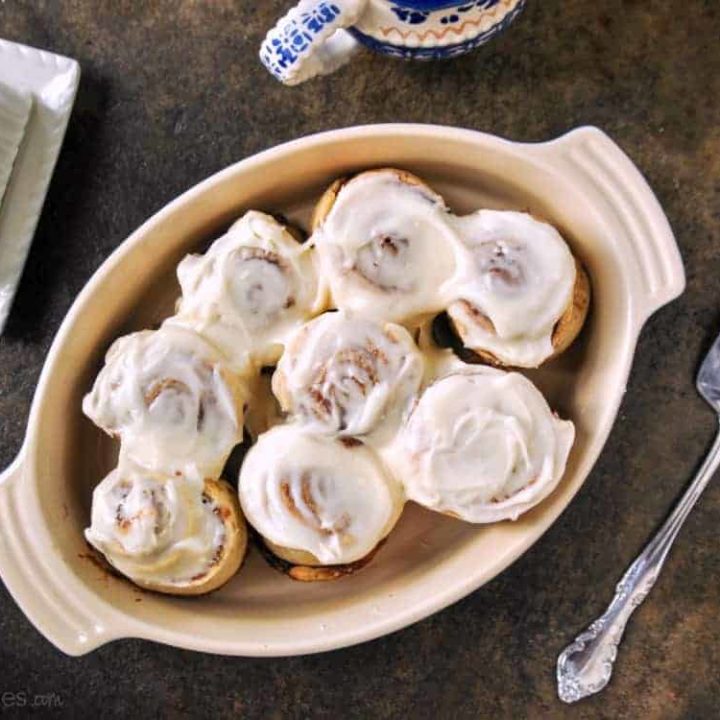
[386,363,575,523]
[82,326,246,478]
[272,310,424,438]
[238,425,403,580]
[311,169,460,325]
[447,211,590,368]
[170,210,324,369]
[85,465,247,595]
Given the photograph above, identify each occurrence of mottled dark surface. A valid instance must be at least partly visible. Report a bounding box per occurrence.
[1,1,719,718]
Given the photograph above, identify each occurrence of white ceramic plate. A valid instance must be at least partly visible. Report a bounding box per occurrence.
[0,39,80,331]
[0,125,684,657]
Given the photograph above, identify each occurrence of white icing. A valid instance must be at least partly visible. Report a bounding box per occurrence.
[312,170,460,324]
[448,211,576,367]
[386,364,574,523]
[170,210,323,369]
[85,466,227,587]
[239,425,403,565]
[82,326,245,478]
[272,310,424,437]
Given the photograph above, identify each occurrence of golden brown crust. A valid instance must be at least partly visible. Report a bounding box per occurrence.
[311,177,346,232]
[550,258,591,357]
[450,256,591,369]
[270,364,292,414]
[256,535,384,582]
[130,478,248,597]
[310,168,434,233]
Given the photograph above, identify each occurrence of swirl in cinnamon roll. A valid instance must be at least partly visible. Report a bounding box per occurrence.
[447,211,589,368]
[85,465,247,595]
[82,326,246,478]
[239,425,403,575]
[272,311,424,437]
[170,210,324,369]
[386,363,575,523]
[311,169,460,324]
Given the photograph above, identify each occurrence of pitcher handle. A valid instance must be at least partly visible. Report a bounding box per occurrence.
[260,0,367,85]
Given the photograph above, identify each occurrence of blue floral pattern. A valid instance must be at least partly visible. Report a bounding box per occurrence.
[261,2,342,81]
[391,0,502,25]
[350,0,525,60]
[390,7,430,24]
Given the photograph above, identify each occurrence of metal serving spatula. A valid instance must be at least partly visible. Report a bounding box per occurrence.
[557,331,720,702]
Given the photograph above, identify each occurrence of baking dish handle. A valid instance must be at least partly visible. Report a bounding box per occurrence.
[0,451,123,655]
[541,126,686,324]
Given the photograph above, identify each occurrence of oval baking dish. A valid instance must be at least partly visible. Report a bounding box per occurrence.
[0,125,684,656]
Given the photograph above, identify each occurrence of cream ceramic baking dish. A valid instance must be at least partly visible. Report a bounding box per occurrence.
[0,124,684,657]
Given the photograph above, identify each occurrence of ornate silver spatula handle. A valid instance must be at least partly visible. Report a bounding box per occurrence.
[557,426,720,702]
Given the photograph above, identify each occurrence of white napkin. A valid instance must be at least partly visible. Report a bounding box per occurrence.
[0,81,31,212]
[0,39,79,332]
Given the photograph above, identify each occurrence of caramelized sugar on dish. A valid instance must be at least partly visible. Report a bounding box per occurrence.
[83,326,247,479]
[272,310,424,437]
[239,424,403,571]
[170,211,325,370]
[384,362,574,523]
[84,465,247,595]
[311,169,461,325]
[448,211,590,368]
[82,166,589,591]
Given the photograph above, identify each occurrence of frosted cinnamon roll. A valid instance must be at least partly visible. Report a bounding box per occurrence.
[447,211,590,368]
[83,326,246,478]
[311,169,460,324]
[239,425,403,581]
[171,210,324,369]
[272,311,424,437]
[85,466,247,595]
[386,364,575,523]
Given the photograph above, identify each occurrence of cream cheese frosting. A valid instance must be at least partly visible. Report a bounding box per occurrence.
[82,326,245,478]
[272,310,424,437]
[385,363,575,523]
[239,424,403,565]
[448,210,576,367]
[85,466,228,588]
[312,170,461,324]
[170,210,324,369]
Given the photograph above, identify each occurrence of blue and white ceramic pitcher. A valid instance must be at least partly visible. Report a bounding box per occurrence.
[261,0,526,85]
